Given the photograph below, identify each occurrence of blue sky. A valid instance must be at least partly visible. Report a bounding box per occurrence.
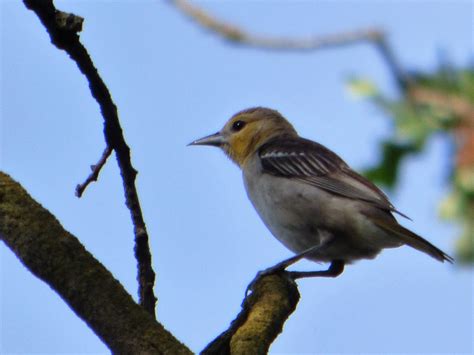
[1,1,473,353]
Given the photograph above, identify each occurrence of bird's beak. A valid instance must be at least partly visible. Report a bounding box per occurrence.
[188,132,226,147]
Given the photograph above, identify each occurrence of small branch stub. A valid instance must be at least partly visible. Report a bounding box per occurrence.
[76,146,113,197]
[55,10,83,32]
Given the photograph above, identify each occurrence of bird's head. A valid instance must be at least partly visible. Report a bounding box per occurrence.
[189,107,297,166]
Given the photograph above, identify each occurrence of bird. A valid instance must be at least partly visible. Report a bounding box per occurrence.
[189,107,453,280]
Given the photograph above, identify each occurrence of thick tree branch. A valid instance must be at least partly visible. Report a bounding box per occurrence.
[0,172,191,354]
[202,274,300,354]
[23,0,157,317]
[1,171,300,354]
[171,0,410,90]
[1,170,303,354]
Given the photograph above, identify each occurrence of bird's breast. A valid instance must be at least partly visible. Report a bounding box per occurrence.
[242,156,337,254]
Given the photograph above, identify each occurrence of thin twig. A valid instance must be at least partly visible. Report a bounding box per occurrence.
[75,146,113,198]
[24,0,157,318]
[373,38,411,90]
[171,0,410,90]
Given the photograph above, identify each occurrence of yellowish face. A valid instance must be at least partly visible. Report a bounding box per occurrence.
[190,108,297,167]
[221,114,263,166]
[220,109,296,166]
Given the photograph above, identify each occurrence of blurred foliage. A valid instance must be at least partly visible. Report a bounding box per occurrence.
[439,167,474,263]
[364,142,418,187]
[347,65,474,263]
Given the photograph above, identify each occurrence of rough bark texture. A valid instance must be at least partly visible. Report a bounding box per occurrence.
[0,172,191,355]
[202,273,300,355]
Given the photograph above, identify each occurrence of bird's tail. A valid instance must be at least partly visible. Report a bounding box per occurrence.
[369,217,454,263]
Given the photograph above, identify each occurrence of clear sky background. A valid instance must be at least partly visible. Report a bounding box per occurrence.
[1,0,473,354]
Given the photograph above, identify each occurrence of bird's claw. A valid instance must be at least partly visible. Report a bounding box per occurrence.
[244,265,285,299]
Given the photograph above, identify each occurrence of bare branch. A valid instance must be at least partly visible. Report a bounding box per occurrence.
[202,273,300,355]
[372,38,411,90]
[75,146,113,198]
[171,0,410,90]
[172,0,381,51]
[23,0,157,317]
[0,172,191,354]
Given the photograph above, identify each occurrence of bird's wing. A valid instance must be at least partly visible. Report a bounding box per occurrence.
[258,137,409,218]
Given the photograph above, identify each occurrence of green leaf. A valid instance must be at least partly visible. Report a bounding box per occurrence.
[363,141,418,188]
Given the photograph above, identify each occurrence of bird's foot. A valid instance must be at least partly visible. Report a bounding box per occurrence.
[244,265,288,300]
[244,245,321,297]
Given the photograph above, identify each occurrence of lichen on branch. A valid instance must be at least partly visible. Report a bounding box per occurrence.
[0,172,191,354]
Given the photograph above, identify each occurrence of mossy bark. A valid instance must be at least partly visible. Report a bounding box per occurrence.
[0,172,191,354]
[202,274,300,355]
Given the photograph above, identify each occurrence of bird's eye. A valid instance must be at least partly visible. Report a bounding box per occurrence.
[232,120,246,132]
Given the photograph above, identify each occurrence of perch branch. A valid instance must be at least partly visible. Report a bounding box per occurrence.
[75,146,113,197]
[0,172,191,354]
[23,0,157,317]
[202,273,300,355]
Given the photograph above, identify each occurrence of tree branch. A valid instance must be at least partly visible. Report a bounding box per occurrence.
[23,0,157,317]
[75,146,113,198]
[20,3,334,351]
[372,37,411,90]
[172,0,381,51]
[1,169,303,354]
[202,274,300,354]
[171,0,410,90]
[0,172,191,354]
